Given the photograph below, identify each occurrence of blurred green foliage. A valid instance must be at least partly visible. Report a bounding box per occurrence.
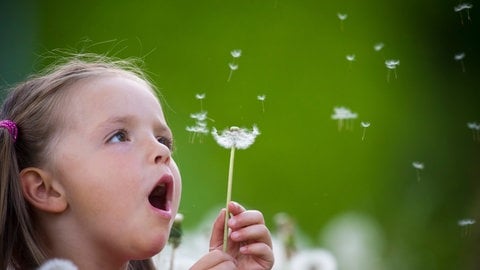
[1,0,479,269]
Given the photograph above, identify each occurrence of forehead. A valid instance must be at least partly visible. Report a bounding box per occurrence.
[62,74,166,129]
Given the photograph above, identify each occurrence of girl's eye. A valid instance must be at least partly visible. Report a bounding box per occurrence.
[108,130,129,143]
[157,136,173,150]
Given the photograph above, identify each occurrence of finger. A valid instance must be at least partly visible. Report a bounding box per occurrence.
[190,250,237,270]
[228,209,265,230]
[239,242,275,268]
[230,224,273,248]
[227,201,246,216]
[209,208,227,251]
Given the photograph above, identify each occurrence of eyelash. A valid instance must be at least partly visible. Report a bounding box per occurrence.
[107,129,174,150]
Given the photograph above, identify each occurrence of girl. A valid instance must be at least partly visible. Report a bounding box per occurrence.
[0,55,274,269]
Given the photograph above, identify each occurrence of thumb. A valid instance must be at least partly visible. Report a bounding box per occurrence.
[209,208,227,251]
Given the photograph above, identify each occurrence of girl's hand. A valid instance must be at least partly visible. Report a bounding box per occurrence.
[208,201,274,270]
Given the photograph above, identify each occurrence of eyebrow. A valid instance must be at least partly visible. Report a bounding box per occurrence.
[97,115,171,133]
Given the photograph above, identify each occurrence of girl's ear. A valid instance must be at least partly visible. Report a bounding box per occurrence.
[20,168,67,213]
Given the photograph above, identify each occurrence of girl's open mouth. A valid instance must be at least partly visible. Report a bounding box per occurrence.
[148,174,173,212]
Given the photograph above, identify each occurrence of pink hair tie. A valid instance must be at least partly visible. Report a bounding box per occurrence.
[0,120,18,142]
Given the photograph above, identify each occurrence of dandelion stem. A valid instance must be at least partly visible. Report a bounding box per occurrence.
[169,247,176,270]
[223,146,236,252]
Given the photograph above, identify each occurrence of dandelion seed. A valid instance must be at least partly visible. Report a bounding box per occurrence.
[458,218,476,237]
[38,259,78,270]
[231,49,242,58]
[361,121,370,141]
[227,63,239,82]
[385,59,400,82]
[374,42,384,52]
[346,54,356,70]
[331,107,358,131]
[454,52,466,72]
[211,125,260,251]
[257,94,266,112]
[454,3,473,24]
[467,122,480,141]
[337,12,348,31]
[186,111,211,143]
[195,93,206,110]
[412,161,424,181]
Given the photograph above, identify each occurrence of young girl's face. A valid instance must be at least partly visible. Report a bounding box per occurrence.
[48,74,181,261]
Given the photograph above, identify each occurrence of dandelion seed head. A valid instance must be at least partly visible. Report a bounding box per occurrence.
[458,218,476,226]
[231,49,242,58]
[195,93,206,100]
[385,59,400,69]
[228,63,238,70]
[38,259,78,270]
[346,54,356,62]
[374,42,384,52]
[361,122,371,128]
[454,52,466,61]
[337,13,348,20]
[454,3,473,12]
[412,161,424,170]
[211,125,260,149]
[257,94,266,101]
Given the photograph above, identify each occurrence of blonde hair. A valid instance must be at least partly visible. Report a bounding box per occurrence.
[0,55,157,269]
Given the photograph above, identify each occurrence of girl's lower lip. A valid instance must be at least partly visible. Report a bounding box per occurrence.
[150,204,172,219]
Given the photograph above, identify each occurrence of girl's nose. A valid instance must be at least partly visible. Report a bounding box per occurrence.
[152,140,171,164]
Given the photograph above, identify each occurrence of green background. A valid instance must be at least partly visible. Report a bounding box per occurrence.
[1,1,479,269]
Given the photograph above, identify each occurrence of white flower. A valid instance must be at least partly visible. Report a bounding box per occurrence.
[257,94,266,101]
[454,3,473,12]
[228,63,238,70]
[346,54,356,62]
[374,42,384,52]
[361,122,370,128]
[458,218,476,226]
[337,13,348,20]
[412,161,424,170]
[231,49,242,58]
[195,93,206,100]
[454,52,465,61]
[211,125,260,149]
[37,259,78,270]
[385,59,400,69]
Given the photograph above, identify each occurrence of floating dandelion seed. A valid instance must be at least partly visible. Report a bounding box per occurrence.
[257,94,266,112]
[454,52,466,72]
[231,49,242,58]
[186,112,210,143]
[211,125,260,251]
[227,63,239,82]
[361,121,370,141]
[346,54,356,70]
[458,218,476,237]
[385,59,400,82]
[412,161,424,181]
[467,122,480,141]
[337,12,348,31]
[374,42,384,52]
[331,106,358,131]
[195,93,206,111]
[454,3,473,24]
